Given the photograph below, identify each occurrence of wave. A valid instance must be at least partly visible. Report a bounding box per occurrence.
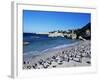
[41,42,79,53]
[23,41,79,57]
[52,42,78,49]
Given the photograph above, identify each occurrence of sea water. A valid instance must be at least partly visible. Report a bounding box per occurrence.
[23,34,78,56]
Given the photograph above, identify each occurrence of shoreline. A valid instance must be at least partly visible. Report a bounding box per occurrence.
[23,40,91,69]
[23,41,79,57]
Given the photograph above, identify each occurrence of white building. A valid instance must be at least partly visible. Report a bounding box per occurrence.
[48,32,64,37]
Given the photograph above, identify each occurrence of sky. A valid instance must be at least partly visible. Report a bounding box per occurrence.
[23,10,91,33]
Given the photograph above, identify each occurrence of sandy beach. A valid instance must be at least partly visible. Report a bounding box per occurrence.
[23,40,91,69]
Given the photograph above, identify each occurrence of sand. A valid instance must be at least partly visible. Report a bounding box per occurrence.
[23,40,91,69]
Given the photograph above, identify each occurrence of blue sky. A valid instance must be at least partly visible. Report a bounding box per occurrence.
[23,10,91,33]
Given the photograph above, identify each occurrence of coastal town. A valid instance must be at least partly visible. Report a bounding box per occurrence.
[48,23,91,40]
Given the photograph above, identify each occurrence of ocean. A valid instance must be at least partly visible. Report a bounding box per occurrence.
[23,33,78,56]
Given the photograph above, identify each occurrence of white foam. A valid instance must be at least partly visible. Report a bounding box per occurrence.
[52,42,78,50]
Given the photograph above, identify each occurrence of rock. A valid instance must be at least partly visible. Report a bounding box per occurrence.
[86,61,91,64]
[73,58,81,62]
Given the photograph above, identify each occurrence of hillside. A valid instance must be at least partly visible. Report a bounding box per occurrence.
[74,23,91,40]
